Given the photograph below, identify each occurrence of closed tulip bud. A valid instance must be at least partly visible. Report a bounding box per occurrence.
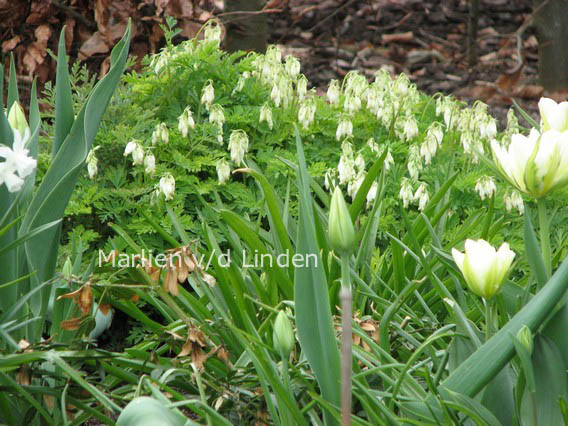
[516,325,533,355]
[7,102,28,137]
[273,310,295,358]
[452,239,515,300]
[62,257,73,280]
[538,97,568,132]
[329,187,356,255]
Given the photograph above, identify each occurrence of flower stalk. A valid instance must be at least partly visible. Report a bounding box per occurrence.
[537,198,552,279]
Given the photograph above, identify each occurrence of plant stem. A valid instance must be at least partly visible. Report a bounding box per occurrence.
[340,254,352,426]
[280,356,292,426]
[537,198,552,278]
[485,298,493,341]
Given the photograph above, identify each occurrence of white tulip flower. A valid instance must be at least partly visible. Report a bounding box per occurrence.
[491,128,568,198]
[452,239,515,300]
[159,173,176,200]
[539,97,568,132]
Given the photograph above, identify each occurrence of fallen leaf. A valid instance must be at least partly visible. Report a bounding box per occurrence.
[2,35,21,52]
[61,317,82,330]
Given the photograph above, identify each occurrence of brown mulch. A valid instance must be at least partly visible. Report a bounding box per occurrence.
[1,0,554,125]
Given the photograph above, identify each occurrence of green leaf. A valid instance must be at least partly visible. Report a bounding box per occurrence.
[520,336,568,426]
[293,126,341,424]
[53,28,74,158]
[444,389,502,426]
[524,205,548,287]
[349,150,387,221]
[17,23,131,341]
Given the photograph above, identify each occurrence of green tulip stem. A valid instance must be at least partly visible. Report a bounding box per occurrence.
[279,356,292,426]
[537,198,552,278]
[484,298,494,341]
[340,254,352,426]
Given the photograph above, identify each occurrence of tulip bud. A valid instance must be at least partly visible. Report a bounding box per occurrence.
[516,325,533,355]
[273,310,295,358]
[452,239,515,300]
[62,257,73,280]
[7,102,28,137]
[329,187,356,255]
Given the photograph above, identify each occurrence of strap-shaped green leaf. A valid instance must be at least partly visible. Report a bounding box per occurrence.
[293,126,341,425]
[53,28,74,158]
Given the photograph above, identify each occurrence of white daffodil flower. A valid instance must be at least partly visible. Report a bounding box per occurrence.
[538,97,568,132]
[491,128,568,198]
[452,239,515,300]
[0,127,35,180]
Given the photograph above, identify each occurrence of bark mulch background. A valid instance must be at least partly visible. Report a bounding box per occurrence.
[1,0,553,126]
